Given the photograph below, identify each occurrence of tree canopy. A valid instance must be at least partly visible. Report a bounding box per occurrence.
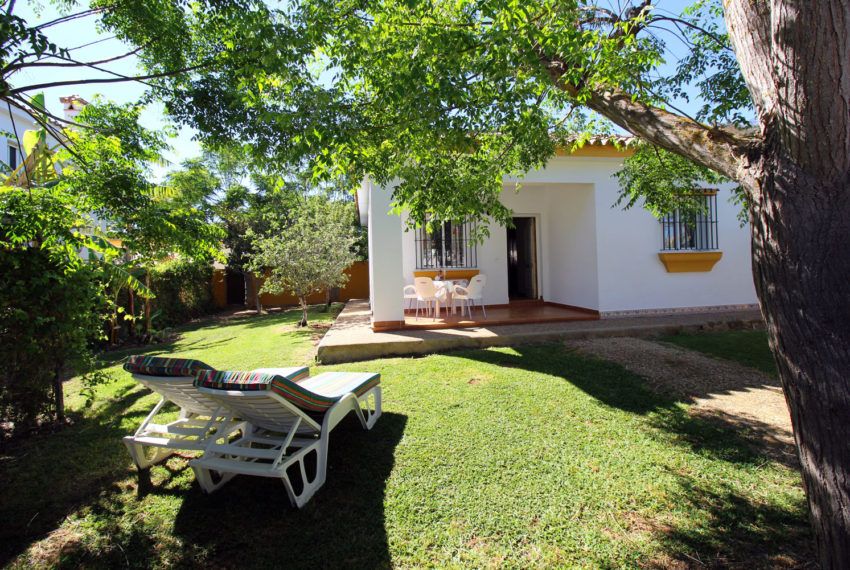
[149,0,752,229]
[1,1,750,226]
[0,98,222,427]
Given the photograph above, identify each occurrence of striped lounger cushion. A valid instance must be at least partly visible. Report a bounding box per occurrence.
[194,370,380,414]
[124,355,214,377]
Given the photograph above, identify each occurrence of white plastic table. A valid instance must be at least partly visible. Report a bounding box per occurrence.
[433,279,468,316]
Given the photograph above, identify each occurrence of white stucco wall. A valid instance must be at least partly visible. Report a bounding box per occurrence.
[544,184,599,309]
[366,178,406,324]
[497,183,600,309]
[371,152,758,318]
[505,155,757,313]
[593,178,756,313]
[399,182,599,308]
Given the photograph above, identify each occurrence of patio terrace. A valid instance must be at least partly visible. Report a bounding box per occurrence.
[402,299,598,330]
[317,299,764,364]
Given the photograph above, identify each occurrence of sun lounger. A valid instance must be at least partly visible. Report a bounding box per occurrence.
[189,369,381,507]
[122,355,309,471]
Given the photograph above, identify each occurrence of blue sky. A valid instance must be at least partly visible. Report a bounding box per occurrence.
[10,2,202,177]
[9,0,714,178]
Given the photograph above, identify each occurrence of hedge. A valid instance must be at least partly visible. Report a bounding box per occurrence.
[149,259,216,328]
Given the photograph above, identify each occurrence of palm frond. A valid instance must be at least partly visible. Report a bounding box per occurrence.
[145,184,182,201]
[99,261,155,299]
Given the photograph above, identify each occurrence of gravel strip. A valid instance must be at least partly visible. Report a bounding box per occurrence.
[566,337,795,463]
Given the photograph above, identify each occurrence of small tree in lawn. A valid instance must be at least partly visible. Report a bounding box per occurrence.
[248,198,357,327]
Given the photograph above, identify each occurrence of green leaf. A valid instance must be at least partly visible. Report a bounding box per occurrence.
[30,92,45,113]
[22,129,45,157]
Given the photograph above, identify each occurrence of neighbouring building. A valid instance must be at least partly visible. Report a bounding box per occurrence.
[0,103,38,174]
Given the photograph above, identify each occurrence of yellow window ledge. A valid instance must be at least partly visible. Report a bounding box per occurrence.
[413,269,480,281]
[658,251,723,273]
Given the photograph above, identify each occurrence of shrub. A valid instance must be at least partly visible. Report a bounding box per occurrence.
[149,258,215,327]
[0,248,103,434]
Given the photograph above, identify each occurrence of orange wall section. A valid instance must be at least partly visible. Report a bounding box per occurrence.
[213,261,370,308]
[211,269,228,308]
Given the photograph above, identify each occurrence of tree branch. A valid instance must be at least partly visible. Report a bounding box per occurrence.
[538,51,757,184]
[647,15,733,51]
[67,35,118,53]
[9,94,89,129]
[0,6,109,54]
[2,45,145,76]
[31,6,109,32]
[586,87,752,179]
[7,61,212,95]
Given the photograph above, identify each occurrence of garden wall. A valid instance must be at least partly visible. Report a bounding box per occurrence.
[211,260,369,308]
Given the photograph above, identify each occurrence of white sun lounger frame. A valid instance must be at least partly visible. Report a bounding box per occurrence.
[123,367,305,469]
[190,382,381,507]
[123,372,236,469]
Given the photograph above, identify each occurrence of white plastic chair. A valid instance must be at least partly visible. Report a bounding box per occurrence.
[453,274,487,319]
[413,277,442,319]
[403,284,418,311]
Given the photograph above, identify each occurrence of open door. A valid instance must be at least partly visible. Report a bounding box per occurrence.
[506,216,538,300]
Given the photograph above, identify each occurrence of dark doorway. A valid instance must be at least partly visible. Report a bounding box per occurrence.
[225,270,246,305]
[506,217,538,300]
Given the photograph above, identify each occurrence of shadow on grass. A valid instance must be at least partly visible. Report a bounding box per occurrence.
[97,336,236,367]
[659,329,777,378]
[453,344,774,464]
[450,344,813,566]
[451,342,662,412]
[97,304,343,366]
[166,411,407,568]
[1,397,406,568]
[651,473,815,568]
[0,384,151,566]
[206,303,344,331]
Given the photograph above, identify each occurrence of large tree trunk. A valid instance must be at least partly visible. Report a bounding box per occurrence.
[726,3,850,566]
[748,154,850,567]
[128,287,135,338]
[109,313,118,346]
[298,296,308,327]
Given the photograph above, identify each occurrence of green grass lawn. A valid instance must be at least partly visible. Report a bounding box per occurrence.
[660,329,777,377]
[0,309,809,568]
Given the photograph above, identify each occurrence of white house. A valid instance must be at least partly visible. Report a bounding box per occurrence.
[358,138,758,331]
